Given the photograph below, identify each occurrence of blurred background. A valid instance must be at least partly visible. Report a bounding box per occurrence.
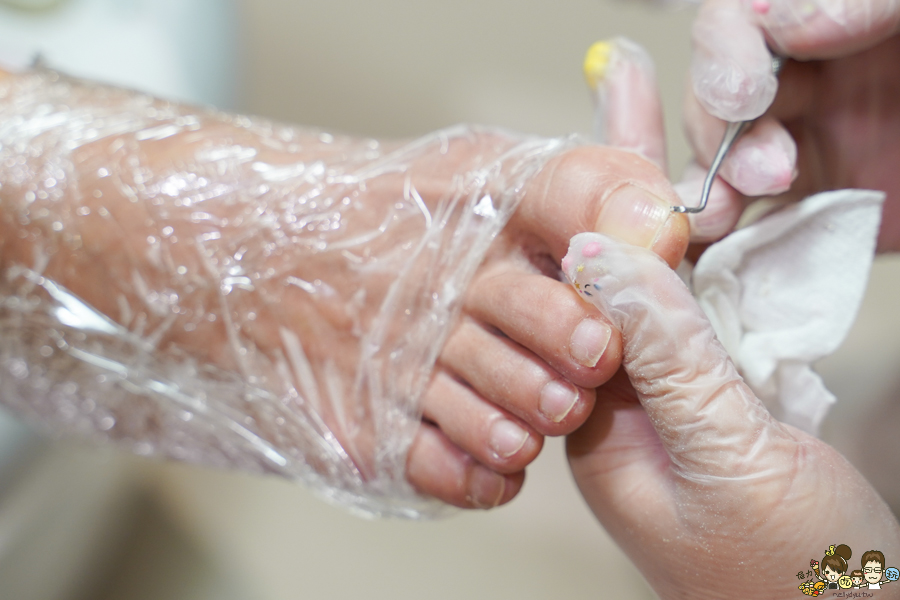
[0,0,899,599]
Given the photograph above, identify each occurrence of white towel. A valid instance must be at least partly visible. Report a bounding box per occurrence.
[692,189,884,434]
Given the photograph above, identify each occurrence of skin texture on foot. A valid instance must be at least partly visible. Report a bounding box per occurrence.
[0,69,687,514]
[563,234,900,599]
[413,146,688,508]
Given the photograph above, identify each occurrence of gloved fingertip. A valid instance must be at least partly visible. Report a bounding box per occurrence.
[691,3,778,121]
[720,118,797,196]
[563,234,771,468]
[674,171,743,242]
[691,54,779,122]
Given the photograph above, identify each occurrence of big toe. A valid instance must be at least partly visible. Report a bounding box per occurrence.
[511,146,689,267]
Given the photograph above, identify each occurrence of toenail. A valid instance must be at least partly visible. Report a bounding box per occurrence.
[489,419,529,459]
[539,380,579,423]
[596,184,671,248]
[569,319,611,368]
[467,466,506,509]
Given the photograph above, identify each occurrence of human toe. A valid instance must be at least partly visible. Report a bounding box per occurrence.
[464,269,621,391]
[406,422,524,509]
[512,146,689,268]
[440,315,598,434]
[421,369,543,471]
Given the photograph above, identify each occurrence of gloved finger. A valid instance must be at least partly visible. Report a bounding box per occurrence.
[719,115,797,196]
[563,234,795,479]
[752,0,900,59]
[692,0,900,120]
[584,38,668,173]
[674,162,745,242]
[691,0,778,122]
[683,85,729,167]
[685,83,797,198]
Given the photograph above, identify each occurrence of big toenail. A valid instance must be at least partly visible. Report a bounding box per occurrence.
[467,466,506,509]
[596,184,670,248]
[489,419,529,459]
[539,380,579,423]
[569,319,611,368]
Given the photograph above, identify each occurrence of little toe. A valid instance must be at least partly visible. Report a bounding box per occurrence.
[406,422,524,509]
[465,268,622,390]
[422,369,543,471]
[441,317,597,434]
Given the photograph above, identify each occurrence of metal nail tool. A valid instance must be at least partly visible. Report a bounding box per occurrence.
[672,55,786,214]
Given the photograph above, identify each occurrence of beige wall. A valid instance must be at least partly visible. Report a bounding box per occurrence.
[237,0,696,173]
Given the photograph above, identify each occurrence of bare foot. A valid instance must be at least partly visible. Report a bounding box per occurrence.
[0,71,687,513]
[408,147,688,507]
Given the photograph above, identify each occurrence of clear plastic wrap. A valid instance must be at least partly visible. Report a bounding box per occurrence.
[0,68,573,518]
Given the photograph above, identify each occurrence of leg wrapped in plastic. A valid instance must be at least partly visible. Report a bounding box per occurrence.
[0,69,577,517]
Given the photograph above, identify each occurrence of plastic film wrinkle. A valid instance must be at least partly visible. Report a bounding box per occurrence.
[0,69,573,518]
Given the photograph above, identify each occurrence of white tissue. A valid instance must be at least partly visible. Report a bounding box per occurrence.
[692,189,884,435]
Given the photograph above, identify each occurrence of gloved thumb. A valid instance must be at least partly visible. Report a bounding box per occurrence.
[563,233,791,478]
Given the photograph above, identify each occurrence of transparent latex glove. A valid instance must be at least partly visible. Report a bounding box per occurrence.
[564,233,900,599]
[685,0,900,247]
[584,37,667,173]
[0,69,689,517]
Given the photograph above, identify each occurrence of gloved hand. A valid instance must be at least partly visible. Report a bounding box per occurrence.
[684,0,900,249]
[564,233,900,599]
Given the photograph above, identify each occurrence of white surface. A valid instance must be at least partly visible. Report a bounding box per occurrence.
[694,190,884,434]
